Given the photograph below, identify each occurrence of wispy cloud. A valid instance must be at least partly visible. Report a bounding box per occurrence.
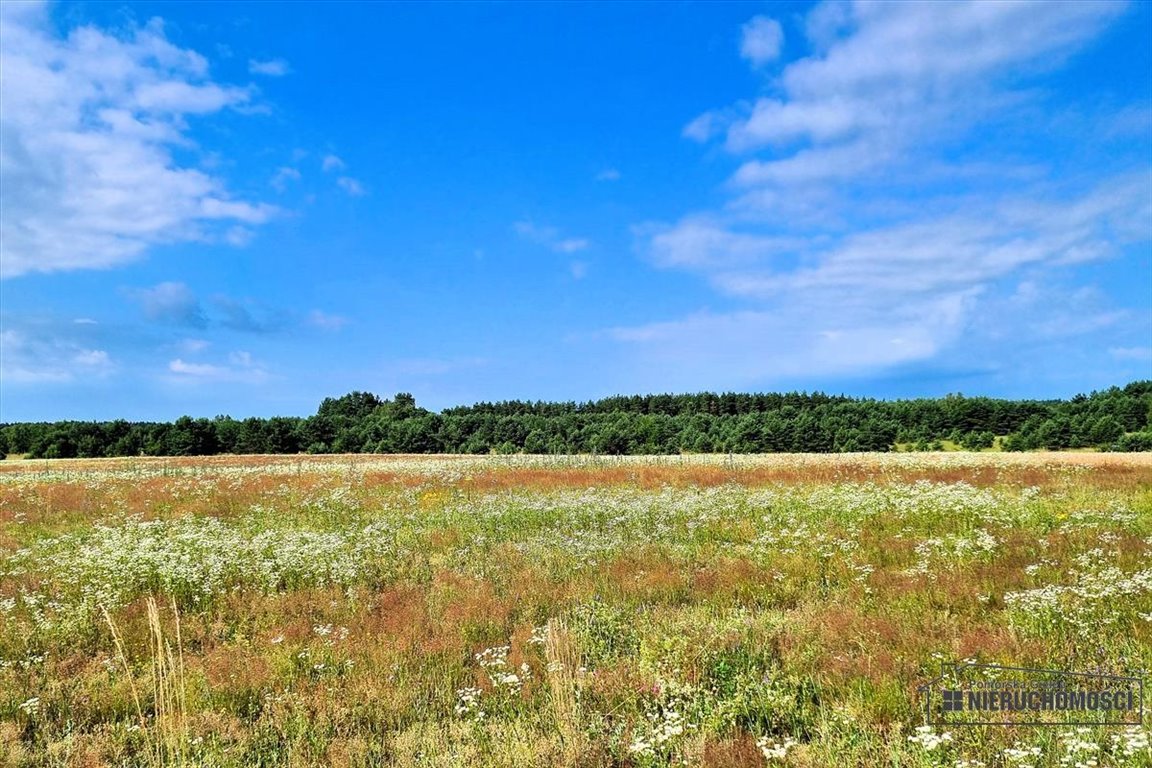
[307,310,349,331]
[248,58,290,76]
[0,3,278,278]
[211,295,287,334]
[514,221,590,253]
[595,168,621,182]
[129,283,291,333]
[178,338,211,354]
[130,282,208,328]
[270,166,301,191]
[168,350,267,382]
[337,176,366,196]
[711,2,1124,155]
[740,16,783,66]
[1110,346,1152,361]
[319,154,365,195]
[621,1,1149,389]
[0,328,115,384]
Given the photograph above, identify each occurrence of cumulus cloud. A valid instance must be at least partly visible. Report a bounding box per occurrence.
[0,3,278,278]
[321,154,346,172]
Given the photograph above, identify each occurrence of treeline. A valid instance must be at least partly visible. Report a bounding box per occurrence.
[2,382,1150,459]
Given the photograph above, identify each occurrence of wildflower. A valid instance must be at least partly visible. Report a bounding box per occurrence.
[454,687,482,717]
[1003,742,1042,767]
[18,697,40,715]
[908,724,953,751]
[757,735,797,761]
[1111,726,1149,757]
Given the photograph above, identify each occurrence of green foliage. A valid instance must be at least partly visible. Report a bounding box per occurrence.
[2,382,1150,458]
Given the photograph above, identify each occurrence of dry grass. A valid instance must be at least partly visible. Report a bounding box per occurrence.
[1,452,1149,766]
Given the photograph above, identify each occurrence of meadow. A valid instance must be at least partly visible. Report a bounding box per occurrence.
[0,452,1150,767]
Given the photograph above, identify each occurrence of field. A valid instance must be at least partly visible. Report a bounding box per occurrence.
[1,453,1150,767]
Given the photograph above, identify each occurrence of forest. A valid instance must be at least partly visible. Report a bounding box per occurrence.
[2,381,1150,459]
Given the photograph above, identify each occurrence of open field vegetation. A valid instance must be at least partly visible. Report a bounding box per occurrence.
[1,452,1151,766]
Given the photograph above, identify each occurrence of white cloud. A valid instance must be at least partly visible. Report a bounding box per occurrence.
[629,1,1149,388]
[716,1,1124,155]
[337,176,366,196]
[595,168,621,182]
[555,238,589,253]
[608,291,973,390]
[740,16,783,66]
[179,338,211,354]
[0,4,278,278]
[168,359,223,376]
[514,221,590,253]
[248,58,290,76]
[168,350,266,382]
[73,349,111,367]
[644,217,804,270]
[270,166,301,191]
[322,154,346,172]
[307,310,349,331]
[0,328,115,383]
[683,111,721,143]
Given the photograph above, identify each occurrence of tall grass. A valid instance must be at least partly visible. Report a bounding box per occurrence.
[0,453,1149,766]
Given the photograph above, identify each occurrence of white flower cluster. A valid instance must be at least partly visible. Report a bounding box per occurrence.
[625,676,701,759]
[1111,726,1149,758]
[628,707,692,758]
[6,516,400,625]
[454,686,482,718]
[1058,728,1098,768]
[1002,742,1042,768]
[1004,565,1152,632]
[907,724,953,751]
[756,735,797,761]
[475,645,529,694]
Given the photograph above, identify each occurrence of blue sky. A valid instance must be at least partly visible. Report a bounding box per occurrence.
[1,0,1150,422]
